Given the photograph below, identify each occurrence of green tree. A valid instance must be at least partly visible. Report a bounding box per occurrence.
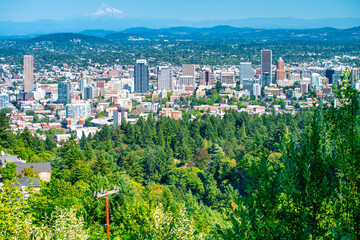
[1,162,17,180]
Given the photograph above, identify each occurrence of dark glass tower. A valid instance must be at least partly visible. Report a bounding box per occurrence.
[58,81,71,104]
[261,50,272,86]
[134,59,149,93]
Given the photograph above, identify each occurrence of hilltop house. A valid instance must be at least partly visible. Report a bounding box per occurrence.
[16,162,51,181]
[0,151,26,167]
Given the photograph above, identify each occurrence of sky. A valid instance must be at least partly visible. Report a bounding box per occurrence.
[1,0,360,22]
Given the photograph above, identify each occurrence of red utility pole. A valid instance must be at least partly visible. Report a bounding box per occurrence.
[94,187,119,240]
[105,194,110,239]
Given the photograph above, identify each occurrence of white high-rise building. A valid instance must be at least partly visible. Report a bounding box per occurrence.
[253,83,261,97]
[66,103,91,120]
[157,66,173,90]
[0,91,9,108]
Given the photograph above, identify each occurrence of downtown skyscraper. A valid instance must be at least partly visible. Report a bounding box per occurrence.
[275,57,286,81]
[23,55,34,92]
[239,62,253,83]
[261,50,272,87]
[134,59,149,93]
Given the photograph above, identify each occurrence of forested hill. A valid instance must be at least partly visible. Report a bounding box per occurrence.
[28,33,110,44]
[4,25,360,41]
[0,73,360,239]
[105,25,360,41]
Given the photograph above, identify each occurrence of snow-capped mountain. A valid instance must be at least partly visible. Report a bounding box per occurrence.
[86,3,123,18]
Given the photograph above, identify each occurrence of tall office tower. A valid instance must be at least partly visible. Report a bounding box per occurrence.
[0,91,9,108]
[178,76,195,86]
[84,85,94,99]
[58,81,71,105]
[157,66,173,90]
[199,69,215,86]
[134,59,149,93]
[311,73,323,91]
[182,64,195,78]
[261,50,272,86]
[23,55,34,92]
[239,62,253,83]
[66,103,91,120]
[275,57,286,81]
[220,72,235,84]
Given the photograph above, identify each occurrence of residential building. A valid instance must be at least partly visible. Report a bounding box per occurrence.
[253,83,261,97]
[66,103,91,120]
[16,162,51,181]
[0,91,9,108]
[0,151,26,167]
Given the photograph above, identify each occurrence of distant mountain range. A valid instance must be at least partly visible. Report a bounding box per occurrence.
[20,26,360,42]
[1,17,360,37]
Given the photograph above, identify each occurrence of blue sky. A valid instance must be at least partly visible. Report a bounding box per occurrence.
[1,0,360,22]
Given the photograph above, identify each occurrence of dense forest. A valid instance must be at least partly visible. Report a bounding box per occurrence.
[0,71,359,239]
